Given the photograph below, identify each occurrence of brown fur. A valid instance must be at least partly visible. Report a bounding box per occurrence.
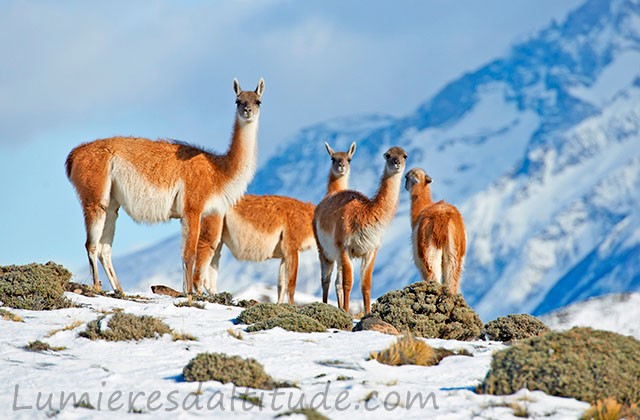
[195,194,316,304]
[314,146,407,314]
[66,78,265,294]
[405,168,466,294]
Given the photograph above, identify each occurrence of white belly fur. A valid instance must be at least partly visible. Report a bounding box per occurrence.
[110,157,184,223]
[223,211,282,261]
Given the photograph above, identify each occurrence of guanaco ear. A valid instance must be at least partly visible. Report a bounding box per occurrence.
[348,142,356,158]
[255,78,265,98]
[233,78,242,97]
[425,175,433,184]
[324,142,335,157]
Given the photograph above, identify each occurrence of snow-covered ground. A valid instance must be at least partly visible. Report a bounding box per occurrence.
[0,292,591,419]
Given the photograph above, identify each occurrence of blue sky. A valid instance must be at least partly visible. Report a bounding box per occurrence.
[0,1,582,273]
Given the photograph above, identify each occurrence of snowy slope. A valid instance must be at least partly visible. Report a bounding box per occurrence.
[0,293,590,419]
[104,0,640,320]
[540,292,640,339]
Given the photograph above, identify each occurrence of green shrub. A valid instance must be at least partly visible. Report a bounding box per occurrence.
[246,313,326,333]
[183,352,287,389]
[199,292,235,306]
[0,262,74,310]
[480,327,640,405]
[236,303,297,325]
[371,280,483,340]
[296,302,353,330]
[483,314,550,342]
[79,312,173,341]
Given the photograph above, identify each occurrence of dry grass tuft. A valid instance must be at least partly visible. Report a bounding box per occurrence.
[0,308,24,322]
[227,328,244,340]
[171,332,197,341]
[24,340,66,352]
[370,335,438,366]
[45,320,84,337]
[581,397,622,420]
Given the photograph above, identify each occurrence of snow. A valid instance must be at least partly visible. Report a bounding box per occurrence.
[0,293,591,419]
[541,292,640,340]
[570,51,640,107]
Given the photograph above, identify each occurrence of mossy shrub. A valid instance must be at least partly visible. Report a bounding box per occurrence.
[483,314,550,342]
[200,292,235,306]
[481,327,640,405]
[296,302,352,330]
[183,353,282,389]
[236,303,297,325]
[246,313,326,333]
[0,262,73,310]
[79,312,173,341]
[371,280,483,340]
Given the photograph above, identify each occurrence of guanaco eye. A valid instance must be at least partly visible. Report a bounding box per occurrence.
[347,158,351,163]
[384,153,390,159]
[235,99,241,105]
[331,158,336,163]
[255,100,261,106]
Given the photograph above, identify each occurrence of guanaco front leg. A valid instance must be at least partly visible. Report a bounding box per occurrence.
[182,211,202,296]
[339,250,354,313]
[195,214,223,294]
[360,248,377,314]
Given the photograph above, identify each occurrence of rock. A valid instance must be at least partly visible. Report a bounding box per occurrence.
[353,315,400,335]
[150,285,181,297]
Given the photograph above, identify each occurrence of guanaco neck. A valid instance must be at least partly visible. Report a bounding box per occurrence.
[367,171,403,225]
[410,184,434,228]
[220,118,259,182]
[327,172,349,195]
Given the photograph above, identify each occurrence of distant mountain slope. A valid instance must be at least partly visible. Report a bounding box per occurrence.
[540,292,640,339]
[112,0,640,320]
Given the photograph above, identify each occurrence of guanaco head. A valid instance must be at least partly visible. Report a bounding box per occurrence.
[404,167,432,192]
[233,78,265,123]
[383,146,408,176]
[325,141,356,178]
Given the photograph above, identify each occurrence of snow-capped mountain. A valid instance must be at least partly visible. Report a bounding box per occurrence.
[108,0,640,321]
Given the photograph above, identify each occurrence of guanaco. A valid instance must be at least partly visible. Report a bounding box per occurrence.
[404,167,466,294]
[66,78,264,294]
[195,194,316,304]
[314,147,407,313]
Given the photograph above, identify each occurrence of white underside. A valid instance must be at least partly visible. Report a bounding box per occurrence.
[110,157,185,223]
[222,211,282,261]
[315,221,384,262]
